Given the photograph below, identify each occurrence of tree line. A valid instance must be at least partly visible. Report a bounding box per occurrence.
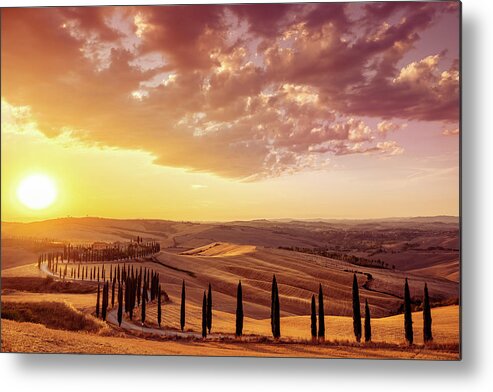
[41,258,164,285]
[129,273,432,344]
[37,238,160,266]
[94,264,164,325]
[307,275,432,344]
[67,262,433,345]
[279,246,395,270]
[222,274,431,344]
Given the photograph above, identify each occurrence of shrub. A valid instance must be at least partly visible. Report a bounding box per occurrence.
[1,301,101,332]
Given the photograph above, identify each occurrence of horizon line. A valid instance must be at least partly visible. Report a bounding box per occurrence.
[1,214,460,225]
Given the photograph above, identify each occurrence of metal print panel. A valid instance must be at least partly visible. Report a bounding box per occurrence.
[0,1,461,359]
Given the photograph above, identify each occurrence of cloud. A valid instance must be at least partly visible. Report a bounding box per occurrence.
[442,128,459,136]
[377,120,404,135]
[1,3,459,180]
[1,99,38,135]
[375,140,405,156]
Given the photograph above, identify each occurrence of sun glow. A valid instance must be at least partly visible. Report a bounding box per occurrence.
[17,174,57,210]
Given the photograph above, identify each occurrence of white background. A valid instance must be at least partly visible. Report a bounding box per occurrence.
[0,0,491,390]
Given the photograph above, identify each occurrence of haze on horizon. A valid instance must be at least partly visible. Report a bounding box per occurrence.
[1,214,460,226]
[1,2,460,223]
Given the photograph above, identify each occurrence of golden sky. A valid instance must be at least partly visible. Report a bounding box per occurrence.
[1,3,460,222]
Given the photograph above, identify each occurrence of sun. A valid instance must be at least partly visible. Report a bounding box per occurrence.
[17,174,57,210]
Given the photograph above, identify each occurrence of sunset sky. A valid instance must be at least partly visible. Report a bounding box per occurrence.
[1,2,460,222]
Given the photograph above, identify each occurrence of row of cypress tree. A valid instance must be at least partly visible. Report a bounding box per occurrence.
[95,264,162,326]
[42,256,160,290]
[44,259,160,285]
[39,240,160,265]
[310,274,432,345]
[95,269,432,344]
[244,273,432,344]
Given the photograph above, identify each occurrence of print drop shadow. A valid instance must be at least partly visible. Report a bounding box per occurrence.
[13,8,479,380]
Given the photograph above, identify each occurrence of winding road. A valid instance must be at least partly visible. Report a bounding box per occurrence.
[105,308,204,338]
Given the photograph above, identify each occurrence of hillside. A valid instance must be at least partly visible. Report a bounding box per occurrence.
[2,216,460,281]
[140,244,458,319]
[2,215,460,359]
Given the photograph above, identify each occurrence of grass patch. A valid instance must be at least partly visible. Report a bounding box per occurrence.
[117,329,459,353]
[2,276,97,294]
[1,301,102,332]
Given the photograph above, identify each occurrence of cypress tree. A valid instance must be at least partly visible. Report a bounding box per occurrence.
[318,284,325,341]
[423,283,433,343]
[111,277,116,308]
[404,278,414,345]
[180,280,186,332]
[271,275,276,336]
[142,270,148,302]
[364,299,371,343]
[137,267,142,306]
[352,274,362,342]
[128,278,134,320]
[157,285,162,328]
[106,280,110,318]
[235,281,243,337]
[311,294,317,342]
[131,278,135,319]
[274,278,281,339]
[133,276,138,311]
[141,288,146,326]
[96,283,101,318]
[102,281,108,321]
[207,283,212,334]
[153,272,157,301]
[151,272,156,301]
[117,284,123,326]
[271,275,281,338]
[124,278,129,314]
[132,278,140,320]
[136,270,141,304]
[202,291,207,338]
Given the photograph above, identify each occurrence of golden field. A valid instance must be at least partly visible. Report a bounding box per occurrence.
[1,217,460,359]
